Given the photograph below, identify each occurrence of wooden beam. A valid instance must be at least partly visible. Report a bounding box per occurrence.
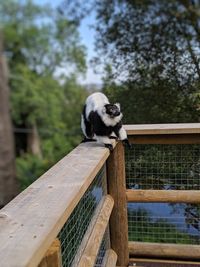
[130,257,200,266]
[71,196,111,267]
[102,249,117,267]
[129,241,200,260]
[107,142,129,267]
[77,195,114,267]
[0,142,115,267]
[124,123,200,135]
[126,189,200,203]
[128,134,200,144]
[38,239,62,267]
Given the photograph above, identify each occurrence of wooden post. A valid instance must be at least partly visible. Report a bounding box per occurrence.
[38,239,62,267]
[107,142,129,266]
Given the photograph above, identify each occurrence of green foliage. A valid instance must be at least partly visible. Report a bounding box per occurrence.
[125,144,200,190]
[16,154,50,190]
[128,208,198,244]
[0,0,86,76]
[0,0,88,189]
[96,0,200,123]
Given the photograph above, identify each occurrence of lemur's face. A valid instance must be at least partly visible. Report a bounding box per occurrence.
[104,104,121,118]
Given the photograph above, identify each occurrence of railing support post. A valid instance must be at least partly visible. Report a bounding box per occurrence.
[38,239,62,267]
[107,142,129,266]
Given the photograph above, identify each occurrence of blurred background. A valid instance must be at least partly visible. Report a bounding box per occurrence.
[0,0,200,244]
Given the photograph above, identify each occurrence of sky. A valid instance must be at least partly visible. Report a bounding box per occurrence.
[34,0,102,85]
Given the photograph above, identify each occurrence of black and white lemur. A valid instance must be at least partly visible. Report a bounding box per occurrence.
[81,92,130,151]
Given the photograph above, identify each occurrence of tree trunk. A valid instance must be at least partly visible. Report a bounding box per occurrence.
[0,34,19,207]
[27,123,42,158]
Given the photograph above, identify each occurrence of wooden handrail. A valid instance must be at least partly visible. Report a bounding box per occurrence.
[0,142,115,267]
[124,123,200,135]
[129,241,200,260]
[126,189,200,203]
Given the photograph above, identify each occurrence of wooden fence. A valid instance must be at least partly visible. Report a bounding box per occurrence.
[125,123,200,263]
[0,123,200,267]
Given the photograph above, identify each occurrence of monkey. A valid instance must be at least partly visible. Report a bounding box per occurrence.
[81,92,131,151]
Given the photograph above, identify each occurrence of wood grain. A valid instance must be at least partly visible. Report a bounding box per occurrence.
[129,241,200,260]
[124,123,200,135]
[0,142,114,267]
[126,190,200,203]
[38,239,62,267]
[107,142,129,266]
[77,195,114,267]
[102,249,117,267]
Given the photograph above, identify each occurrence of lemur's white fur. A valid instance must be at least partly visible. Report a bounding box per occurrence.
[81,114,87,137]
[95,135,112,145]
[85,92,122,127]
[118,127,127,140]
[81,92,130,150]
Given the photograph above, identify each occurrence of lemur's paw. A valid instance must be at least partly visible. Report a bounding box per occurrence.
[122,139,132,149]
[104,143,114,152]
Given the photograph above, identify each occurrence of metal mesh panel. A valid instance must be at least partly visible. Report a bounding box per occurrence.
[95,228,110,267]
[128,203,200,245]
[125,144,200,190]
[58,166,107,267]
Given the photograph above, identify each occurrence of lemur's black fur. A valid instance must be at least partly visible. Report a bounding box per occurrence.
[88,110,122,138]
[81,93,131,151]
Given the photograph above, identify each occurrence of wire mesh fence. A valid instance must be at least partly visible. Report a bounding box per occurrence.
[125,144,200,190]
[95,228,110,267]
[58,165,108,267]
[128,203,200,245]
[125,143,200,245]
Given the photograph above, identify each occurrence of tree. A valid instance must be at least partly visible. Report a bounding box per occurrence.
[59,0,200,122]
[0,0,88,189]
[0,0,87,156]
[94,0,200,123]
[0,34,18,206]
[0,0,86,145]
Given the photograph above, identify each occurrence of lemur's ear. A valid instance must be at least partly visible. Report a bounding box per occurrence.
[115,103,121,111]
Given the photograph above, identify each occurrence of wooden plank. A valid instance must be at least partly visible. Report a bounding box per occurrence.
[38,239,62,267]
[0,141,115,267]
[128,134,200,144]
[71,196,108,267]
[102,249,117,267]
[124,123,200,135]
[126,190,200,203]
[77,195,114,267]
[107,142,129,267]
[130,258,200,266]
[129,241,200,260]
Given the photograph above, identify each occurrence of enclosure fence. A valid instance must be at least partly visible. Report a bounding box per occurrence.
[0,123,200,267]
[125,124,200,264]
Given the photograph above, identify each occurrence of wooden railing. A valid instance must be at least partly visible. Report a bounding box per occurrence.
[0,123,199,267]
[0,140,128,267]
[125,123,200,264]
